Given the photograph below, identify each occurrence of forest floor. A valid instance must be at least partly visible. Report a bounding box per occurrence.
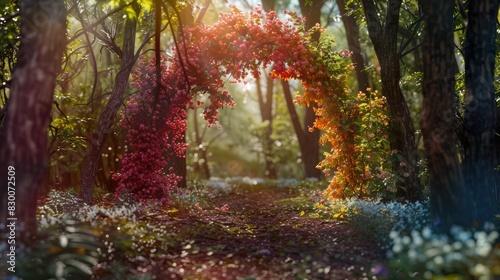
[148,183,386,279]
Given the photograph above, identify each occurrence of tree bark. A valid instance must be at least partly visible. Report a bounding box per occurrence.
[336,0,370,93]
[0,0,66,237]
[296,0,325,179]
[79,14,138,203]
[192,105,211,179]
[420,0,469,229]
[281,80,321,178]
[256,75,277,178]
[461,0,498,226]
[171,3,195,187]
[360,0,423,201]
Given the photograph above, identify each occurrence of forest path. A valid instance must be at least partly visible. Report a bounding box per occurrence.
[161,184,385,279]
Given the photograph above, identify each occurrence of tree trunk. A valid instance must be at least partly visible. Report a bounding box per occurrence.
[256,75,277,178]
[360,0,423,201]
[420,0,469,229]
[0,0,66,237]
[173,3,194,187]
[168,133,188,188]
[79,14,138,204]
[281,80,321,178]
[297,0,325,179]
[461,0,498,227]
[192,105,211,179]
[496,107,500,201]
[336,0,370,93]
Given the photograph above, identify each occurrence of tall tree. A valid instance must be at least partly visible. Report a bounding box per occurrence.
[461,0,498,227]
[359,0,423,201]
[420,0,499,229]
[0,0,66,234]
[80,4,140,203]
[420,0,469,229]
[336,0,370,93]
[280,0,325,179]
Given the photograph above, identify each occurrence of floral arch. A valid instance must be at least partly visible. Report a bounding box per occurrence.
[113,6,390,201]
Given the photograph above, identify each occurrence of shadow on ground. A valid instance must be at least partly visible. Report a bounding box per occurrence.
[149,184,385,279]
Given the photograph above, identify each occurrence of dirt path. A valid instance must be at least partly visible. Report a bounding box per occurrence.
[156,185,385,279]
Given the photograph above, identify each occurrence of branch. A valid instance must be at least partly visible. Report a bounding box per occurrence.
[53,101,68,119]
[74,7,99,112]
[161,1,197,99]
[456,0,468,26]
[399,42,422,58]
[152,0,163,109]
[398,15,423,58]
[281,80,305,144]
[67,5,127,44]
[195,0,212,25]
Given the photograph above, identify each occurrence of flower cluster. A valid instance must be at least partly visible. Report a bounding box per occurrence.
[389,225,500,279]
[316,87,393,199]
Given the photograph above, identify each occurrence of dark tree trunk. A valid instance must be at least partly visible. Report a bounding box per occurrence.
[0,0,66,237]
[297,0,325,179]
[80,14,138,204]
[496,107,500,201]
[336,0,370,93]
[281,80,321,178]
[420,0,470,229]
[461,0,498,227]
[303,107,321,178]
[360,0,423,201]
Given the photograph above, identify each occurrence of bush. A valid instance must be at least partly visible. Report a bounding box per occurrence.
[17,216,101,280]
[34,190,170,279]
[323,198,500,279]
[322,199,430,250]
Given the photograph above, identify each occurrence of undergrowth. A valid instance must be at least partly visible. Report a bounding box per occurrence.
[322,197,500,279]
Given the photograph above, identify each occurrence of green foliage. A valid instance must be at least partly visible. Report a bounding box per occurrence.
[36,190,172,278]
[104,0,148,19]
[0,1,19,73]
[352,89,396,199]
[49,116,91,172]
[17,216,101,280]
[249,108,301,178]
[319,199,430,250]
[0,1,19,110]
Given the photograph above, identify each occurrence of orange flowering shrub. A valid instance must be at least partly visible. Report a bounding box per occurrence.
[309,87,394,199]
[293,33,394,199]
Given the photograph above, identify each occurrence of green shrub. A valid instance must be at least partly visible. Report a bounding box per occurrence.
[322,199,430,250]
[17,216,100,280]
